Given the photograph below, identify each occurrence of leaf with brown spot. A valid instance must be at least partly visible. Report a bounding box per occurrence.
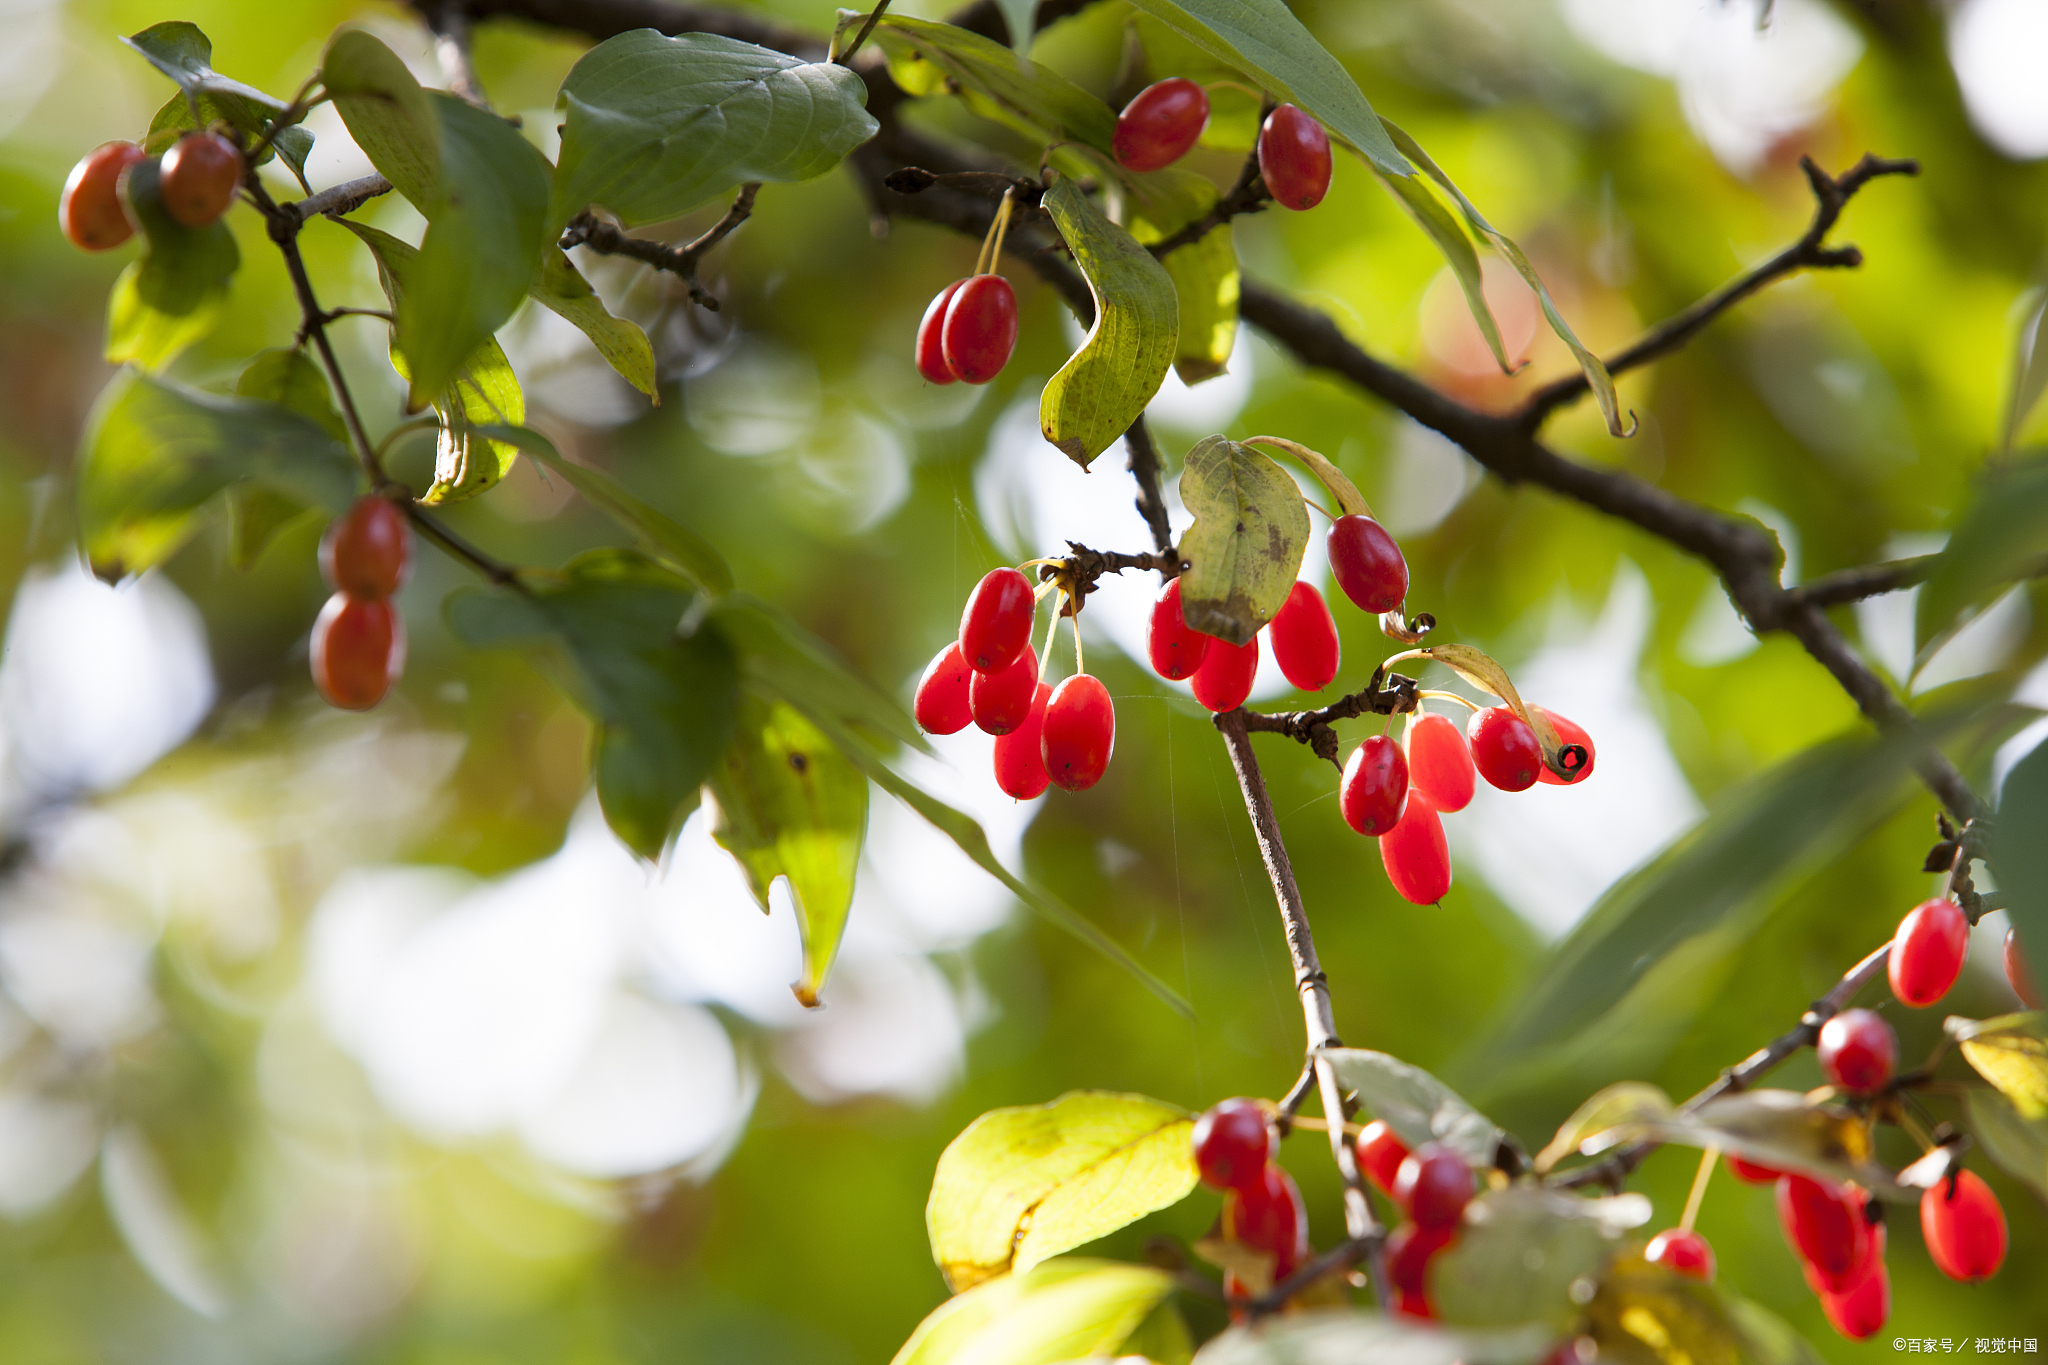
[1177,435,1309,647]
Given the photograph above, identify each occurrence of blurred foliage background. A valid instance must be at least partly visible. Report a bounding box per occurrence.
[0,0,2044,1359]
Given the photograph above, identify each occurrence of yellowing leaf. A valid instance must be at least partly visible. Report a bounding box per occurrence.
[1176,436,1310,647]
[1965,1088,2048,1201]
[1535,1082,1676,1174]
[530,249,658,400]
[1127,171,1240,387]
[1420,644,1578,780]
[1949,1013,2048,1118]
[927,1091,1199,1291]
[892,1259,1176,1365]
[1585,1256,1747,1365]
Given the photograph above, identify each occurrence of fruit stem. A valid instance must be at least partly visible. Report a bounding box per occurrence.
[976,186,1016,276]
[1679,1145,1716,1234]
[1414,689,1479,713]
[1071,608,1084,677]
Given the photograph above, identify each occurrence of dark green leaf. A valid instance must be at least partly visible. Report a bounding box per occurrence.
[707,694,868,1006]
[1317,1048,1503,1169]
[223,349,347,570]
[1992,735,2048,1011]
[125,22,311,185]
[322,30,440,208]
[712,596,926,753]
[551,30,877,235]
[106,156,238,370]
[530,249,658,399]
[76,370,357,582]
[891,1259,1177,1365]
[1917,453,2048,659]
[1175,434,1309,645]
[1431,1187,1644,1330]
[1189,1312,1552,1365]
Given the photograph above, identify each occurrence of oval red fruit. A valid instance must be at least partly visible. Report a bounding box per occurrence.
[960,567,1035,673]
[159,130,243,228]
[1381,790,1451,904]
[1192,1098,1271,1191]
[1355,1120,1410,1196]
[1257,103,1331,211]
[1190,633,1259,713]
[1725,1154,1783,1185]
[1406,711,1475,813]
[312,593,403,711]
[941,274,1018,384]
[1817,1008,1896,1094]
[1147,577,1211,681]
[1268,580,1339,691]
[1888,898,1969,1008]
[1644,1228,1715,1282]
[1468,706,1542,792]
[1112,77,1210,172]
[1775,1174,1872,1294]
[1340,735,1408,837]
[916,279,966,383]
[914,641,975,735]
[60,141,146,251]
[1042,673,1114,791]
[1385,1220,1452,1320]
[969,644,1037,735]
[1532,707,1595,785]
[1818,1229,1888,1341]
[1230,1163,1307,1279]
[1920,1169,2006,1283]
[991,683,1051,799]
[1326,515,1408,614]
[2005,927,2042,1007]
[321,495,412,599]
[1392,1144,1471,1230]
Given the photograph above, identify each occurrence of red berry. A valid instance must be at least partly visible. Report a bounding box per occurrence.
[1267,580,1340,691]
[1405,711,1474,813]
[1256,103,1331,211]
[1888,898,1969,1008]
[158,130,243,229]
[1385,1220,1453,1319]
[311,593,403,711]
[959,567,1035,673]
[1229,1163,1307,1279]
[1380,789,1451,905]
[1190,633,1258,713]
[1920,1168,2006,1283]
[1467,706,1542,792]
[1146,577,1211,681]
[1644,1228,1715,1282]
[1112,77,1209,172]
[941,274,1018,384]
[1339,735,1408,837]
[1192,1099,1271,1191]
[1818,1227,1888,1341]
[60,141,145,251]
[1725,1155,1783,1185]
[1816,1009,1896,1094]
[914,641,974,735]
[916,279,966,383]
[991,683,1051,800]
[1392,1144,1472,1230]
[1774,1174,1873,1294]
[1355,1121,1411,1196]
[321,495,411,599]
[1042,673,1114,791]
[1531,706,1595,785]
[2006,927,2042,1007]
[968,644,1037,735]
[1326,515,1408,614]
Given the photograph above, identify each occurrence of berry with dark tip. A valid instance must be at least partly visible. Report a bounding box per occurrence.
[1920,1168,2006,1283]
[960,567,1035,673]
[1326,515,1408,615]
[1339,735,1407,837]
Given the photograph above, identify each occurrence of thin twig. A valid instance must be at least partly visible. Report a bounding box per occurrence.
[1148,142,1270,258]
[1239,668,1423,767]
[1122,415,1175,554]
[423,1,494,110]
[561,184,760,310]
[289,174,394,222]
[836,0,892,64]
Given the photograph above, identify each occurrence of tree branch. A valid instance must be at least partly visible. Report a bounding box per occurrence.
[1238,668,1422,767]
[1147,141,1270,259]
[1122,415,1175,554]
[422,1,495,109]
[289,173,393,222]
[561,184,760,310]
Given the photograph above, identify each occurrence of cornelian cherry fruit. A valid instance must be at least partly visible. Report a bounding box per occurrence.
[1355,1120,1410,1196]
[941,274,1017,384]
[1191,633,1258,713]
[321,495,411,599]
[1112,78,1209,172]
[1380,789,1451,904]
[1725,1154,1783,1185]
[311,593,403,711]
[1257,103,1331,211]
[1385,1220,1452,1319]
[1268,580,1339,691]
[1468,706,1542,792]
[1920,1168,2006,1283]
[960,567,1035,672]
[991,683,1051,800]
[1644,1228,1715,1281]
[1340,735,1407,837]
[1042,673,1114,791]
[60,141,145,251]
[916,279,966,383]
[1393,1144,1472,1229]
[915,641,974,735]
[968,644,1037,735]
[1532,707,1594,785]
[1406,711,1474,813]
[1818,1226,1888,1341]
[1817,1008,1895,1094]
[159,130,243,228]
[1775,1174,1872,1294]
[1888,898,1969,1008]
[1326,514,1408,614]
[2006,927,2042,1007]
[1230,1163,1307,1278]
[1147,577,1211,681]
[1192,1099,1271,1191]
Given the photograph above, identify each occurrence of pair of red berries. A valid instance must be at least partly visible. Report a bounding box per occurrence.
[1109,78,1332,213]
[1191,1100,1308,1290]
[60,131,243,251]
[1353,1122,1472,1319]
[914,568,1115,797]
[1774,1173,1888,1339]
[915,274,1017,385]
[1145,576,1340,710]
[312,496,411,711]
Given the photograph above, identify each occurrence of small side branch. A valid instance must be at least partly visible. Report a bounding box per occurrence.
[289,174,394,223]
[1122,416,1175,554]
[1239,669,1422,766]
[561,184,761,310]
[1148,143,1270,259]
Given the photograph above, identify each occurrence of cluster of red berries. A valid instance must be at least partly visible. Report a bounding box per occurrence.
[1190,1100,1309,1299]
[1110,78,1333,212]
[60,131,244,251]
[1352,1121,1475,1320]
[915,568,1115,797]
[312,495,411,711]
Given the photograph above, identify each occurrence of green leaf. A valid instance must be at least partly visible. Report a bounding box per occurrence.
[891,1259,1176,1365]
[322,30,441,207]
[1965,1087,2048,1203]
[1993,717,2048,1001]
[1126,171,1240,387]
[875,16,1115,152]
[1915,454,2048,661]
[76,370,357,582]
[1722,1294,1830,1365]
[1317,1048,1503,1170]
[1175,434,1309,646]
[707,694,868,1006]
[551,30,877,236]
[105,157,239,371]
[531,248,658,399]
[1946,1013,2048,1119]
[226,486,308,572]
[1583,1255,1749,1365]
[1372,163,1511,374]
[1039,179,1179,468]
[1552,1089,1896,1195]
[927,1091,1198,1291]
[146,92,313,187]
[1535,1082,1675,1174]
[1119,1297,1195,1365]
[1120,0,1410,177]
[711,595,925,753]
[444,549,739,858]
[124,22,312,186]
[1189,1312,1553,1365]
[222,349,348,570]
[2003,290,2048,452]
[1431,1187,1644,1330]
